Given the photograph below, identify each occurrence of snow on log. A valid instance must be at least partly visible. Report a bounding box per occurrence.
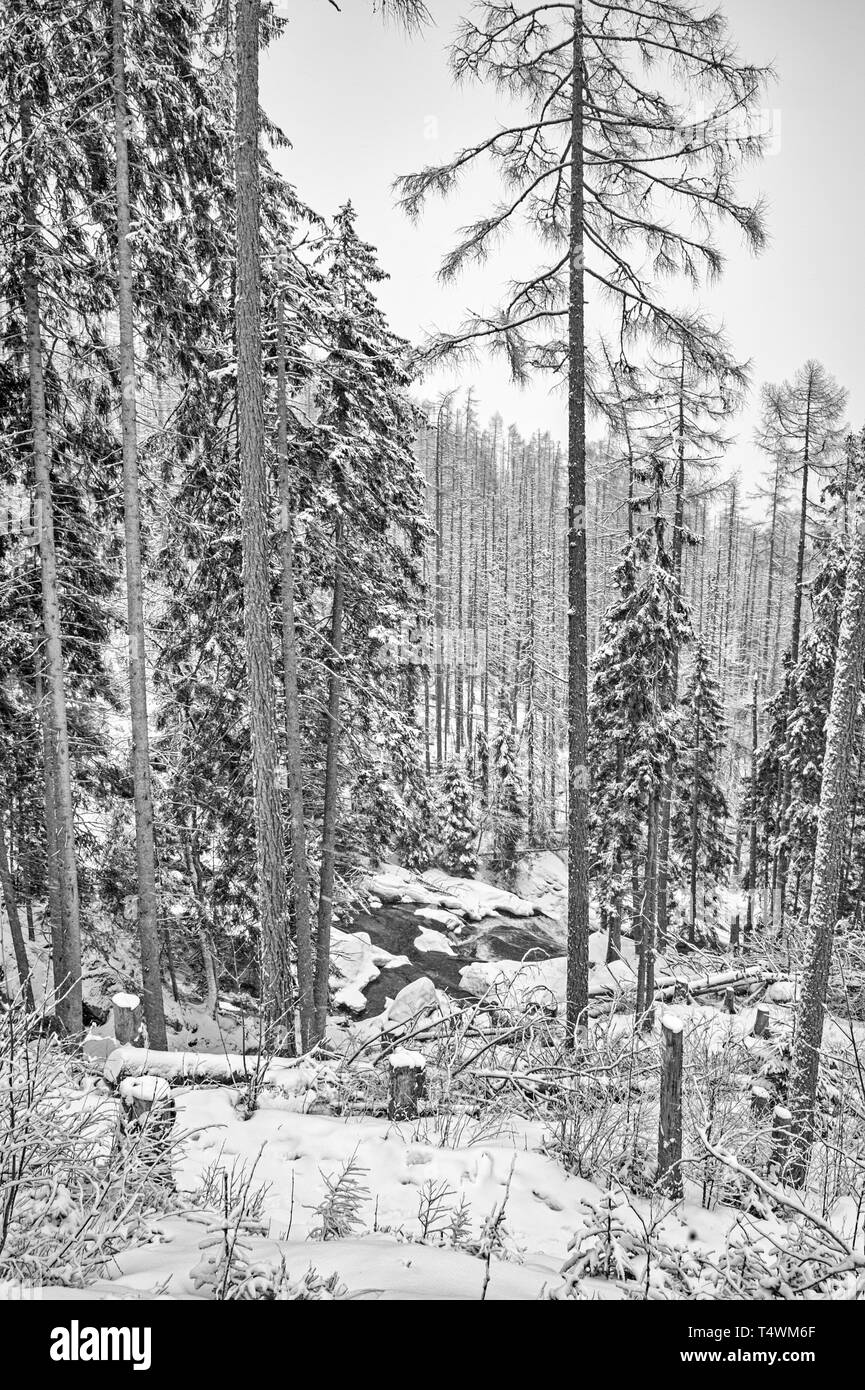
[104,1046,330,1100]
[750,1085,771,1118]
[653,964,776,1002]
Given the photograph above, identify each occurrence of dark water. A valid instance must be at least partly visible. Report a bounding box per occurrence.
[348,902,565,1016]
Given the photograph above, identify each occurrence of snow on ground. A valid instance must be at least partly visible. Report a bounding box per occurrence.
[32,1080,769,1300]
[42,1054,834,1301]
[73,1224,556,1301]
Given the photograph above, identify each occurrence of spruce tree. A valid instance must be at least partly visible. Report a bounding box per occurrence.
[674,638,730,941]
[490,712,524,880]
[441,759,479,876]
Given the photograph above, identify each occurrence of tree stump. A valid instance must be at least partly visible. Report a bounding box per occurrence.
[657,1014,684,1200]
[112,991,145,1046]
[387,1049,427,1120]
[753,1005,770,1038]
[723,987,736,1014]
[750,1084,771,1120]
[769,1104,792,1179]
[119,1075,176,1188]
[730,914,740,953]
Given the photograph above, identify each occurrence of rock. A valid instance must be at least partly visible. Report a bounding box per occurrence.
[333,984,369,1015]
[413,928,456,956]
[421,869,540,919]
[459,958,566,1008]
[414,906,463,930]
[386,976,440,1028]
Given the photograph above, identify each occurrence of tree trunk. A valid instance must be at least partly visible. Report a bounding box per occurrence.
[313,521,346,1041]
[657,1015,684,1199]
[20,95,82,1034]
[32,646,66,1016]
[112,0,166,1048]
[688,704,701,942]
[235,0,293,1042]
[745,672,759,943]
[777,387,815,932]
[434,410,444,770]
[275,265,315,1051]
[790,387,813,669]
[566,10,590,1041]
[760,454,783,693]
[656,345,687,951]
[639,792,659,1021]
[0,806,35,1012]
[787,491,865,1185]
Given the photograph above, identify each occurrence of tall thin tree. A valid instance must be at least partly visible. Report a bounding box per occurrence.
[112,0,167,1048]
[235,0,293,1041]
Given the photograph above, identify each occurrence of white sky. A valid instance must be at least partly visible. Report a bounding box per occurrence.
[262,0,865,488]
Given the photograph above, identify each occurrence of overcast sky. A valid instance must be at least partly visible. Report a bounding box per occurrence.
[262,0,864,489]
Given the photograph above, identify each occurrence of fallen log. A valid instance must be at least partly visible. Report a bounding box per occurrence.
[653,964,777,1003]
[103,1045,327,1097]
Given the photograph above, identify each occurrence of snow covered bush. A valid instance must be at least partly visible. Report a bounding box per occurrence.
[549,1183,865,1300]
[0,1003,177,1287]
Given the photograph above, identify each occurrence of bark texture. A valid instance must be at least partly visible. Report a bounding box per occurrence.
[566,9,590,1041]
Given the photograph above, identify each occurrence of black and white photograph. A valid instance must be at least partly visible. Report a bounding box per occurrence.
[1,0,864,1338]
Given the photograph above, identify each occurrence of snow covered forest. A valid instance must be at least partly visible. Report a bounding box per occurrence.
[2,0,865,1317]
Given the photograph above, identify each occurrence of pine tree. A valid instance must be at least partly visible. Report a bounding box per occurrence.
[441,759,479,876]
[235,0,293,1042]
[589,482,692,1014]
[309,204,425,1040]
[490,713,524,880]
[674,638,730,941]
[473,725,490,807]
[111,0,166,1047]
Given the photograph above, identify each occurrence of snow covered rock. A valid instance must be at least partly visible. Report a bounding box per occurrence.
[420,870,540,920]
[329,927,405,1012]
[459,957,566,1009]
[414,906,463,930]
[386,975,441,1027]
[413,927,456,956]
